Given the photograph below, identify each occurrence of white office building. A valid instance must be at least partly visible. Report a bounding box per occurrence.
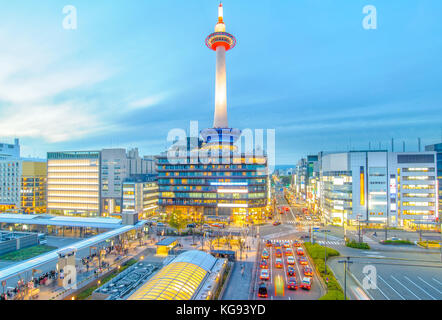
[319,151,438,228]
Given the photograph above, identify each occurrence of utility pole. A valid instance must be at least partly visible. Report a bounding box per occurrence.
[338,257,353,300]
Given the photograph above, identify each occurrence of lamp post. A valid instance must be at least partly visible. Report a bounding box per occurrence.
[338,257,353,300]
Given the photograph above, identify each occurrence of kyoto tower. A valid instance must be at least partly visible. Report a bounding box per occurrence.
[201,3,240,150]
[205,3,236,128]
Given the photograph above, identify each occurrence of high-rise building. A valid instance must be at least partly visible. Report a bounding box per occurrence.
[425,142,442,220]
[0,159,21,212]
[319,151,438,229]
[122,175,159,219]
[47,148,158,217]
[0,159,46,214]
[47,151,101,217]
[0,138,20,160]
[157,4,269,226]
[101,148,129,216]
[21,161,47,214]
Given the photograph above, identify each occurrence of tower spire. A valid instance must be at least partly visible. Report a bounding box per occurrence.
[205,3,236,128]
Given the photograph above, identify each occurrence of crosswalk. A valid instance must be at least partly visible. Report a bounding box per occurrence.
[316,240,345,246]
[262,239,302,244]
[284,220,316,226]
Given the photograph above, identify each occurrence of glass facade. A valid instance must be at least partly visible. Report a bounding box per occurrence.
[156,154,268,223]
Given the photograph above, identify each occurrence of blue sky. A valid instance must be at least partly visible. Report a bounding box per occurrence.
[0,0,441,164]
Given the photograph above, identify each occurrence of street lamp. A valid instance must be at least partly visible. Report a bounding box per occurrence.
[338,257,353,300]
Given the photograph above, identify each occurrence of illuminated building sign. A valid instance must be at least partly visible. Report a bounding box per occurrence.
[217,203,248,208]
[217,189,248,193]
[360,166,365,206]
[210,182,248,186]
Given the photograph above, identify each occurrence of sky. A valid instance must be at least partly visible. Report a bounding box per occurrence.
[0,0,441,164]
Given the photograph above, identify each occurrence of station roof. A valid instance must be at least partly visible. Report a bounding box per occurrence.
[0,213,123,229]
[0,221,146,282]
[128,250,217,300]
[155,237,177,246]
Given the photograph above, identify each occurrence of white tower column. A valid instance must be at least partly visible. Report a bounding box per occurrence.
[214,45,228,128]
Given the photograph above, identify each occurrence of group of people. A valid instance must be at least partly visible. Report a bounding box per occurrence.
[0,270,58,300]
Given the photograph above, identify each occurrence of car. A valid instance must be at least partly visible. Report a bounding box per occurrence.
[303,266,313,277]
[275,249,282,257]
[287,256,295,265]
[300,277,312,290]
[285,248,293,256]
[275,258,283,268]
[257,282,268,298]
[284,207,290,212]
[296,247,304,256]
[299,256,308,265]
[273,221,281,226]
[287,266,296,277]
[260,269,270,280]
[261,249,270,259]
[266,240,272,247]
[287,277,298,290]
[283,241,290,248]
[260,260,269,269]
[293,240,301,247]
[274,242,281,249]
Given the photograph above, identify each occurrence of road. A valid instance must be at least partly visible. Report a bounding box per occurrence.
[265,184,442,300]
[252,186,323,300]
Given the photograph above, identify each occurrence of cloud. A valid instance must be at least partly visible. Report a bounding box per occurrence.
[127,92,171,110]
[0,102,115,143]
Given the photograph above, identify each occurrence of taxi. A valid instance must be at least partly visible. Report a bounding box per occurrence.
[260,259,269,269]
[287,277,298,290]
[300,277,312,290]
[296,247,304,256]
[293,240,301,247]
[284,248,293,256]
[283,241,291,248]
[287,266,296,277]
[299,256,308,265]
[286,256,295,265]
[260,269,270,281]
[303,266,313,277]
[275,258,283,269]
[275,249,283,257]
[261,249,270,259]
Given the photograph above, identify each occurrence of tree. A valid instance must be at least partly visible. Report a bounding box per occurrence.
[168,211,188,236]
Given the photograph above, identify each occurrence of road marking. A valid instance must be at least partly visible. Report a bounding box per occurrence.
[390,275,421,300]
[432,278,442,286]
[418,277,442,295]
[404,276,436,300]
[377,275,405,300]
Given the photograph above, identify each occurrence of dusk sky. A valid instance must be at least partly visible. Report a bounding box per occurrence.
[0,0,441,164]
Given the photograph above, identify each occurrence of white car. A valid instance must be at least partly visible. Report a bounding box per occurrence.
[260,269,270,280]
[287,256,295,265]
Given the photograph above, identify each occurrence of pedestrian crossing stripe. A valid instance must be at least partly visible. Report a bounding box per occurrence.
[317,240,345,245]
[262,239,304,244]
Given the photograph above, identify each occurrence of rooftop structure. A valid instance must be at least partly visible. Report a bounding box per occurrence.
[128,250,226,300]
